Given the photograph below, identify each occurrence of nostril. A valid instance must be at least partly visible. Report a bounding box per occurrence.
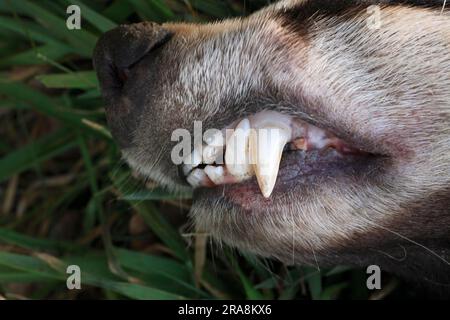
[116,67,130,87]
[93,22,173,95]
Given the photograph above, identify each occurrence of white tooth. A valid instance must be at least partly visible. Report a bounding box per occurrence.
[182,165,192,176]
[202,146,218,164]
[203,131,224,164]
[186,169,208,187]
[182,147,203,175]
[249,126,290,198]
[182,165,191,176]
[225,118,253,180]
[249,111,293,135]
[306,126,329,149]
[191,147,202,166]
[204,165,225,184]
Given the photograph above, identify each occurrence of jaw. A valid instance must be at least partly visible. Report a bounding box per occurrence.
[96,1,450,274]
[196,149,383,210]
[190,155,388,263]
[177,104,398,260]
[183,106,447,263]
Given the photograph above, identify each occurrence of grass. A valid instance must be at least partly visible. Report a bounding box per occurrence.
[0,0,400,300]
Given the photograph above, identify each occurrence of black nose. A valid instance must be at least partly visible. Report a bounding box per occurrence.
[93,22,172,148]
[93,22,172,97]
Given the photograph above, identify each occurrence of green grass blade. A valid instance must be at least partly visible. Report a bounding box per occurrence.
[130,201,189,261]
[227,253,264,300]
[66,251,205,298]
[0,129,75,183]
[320,283,348,300]
[0,16,69,47]
[0,252,64,281]
[0,270,59,283]
[88,280,186,299]
[127,0,174,22]
[0,80,111,140]
[325,265,353,277]
[60,0,117,32]
[0,44,72,67]
[102,0,134,22]
[36,71,98,89]
[0,227,82,252]
[236,266,264,300]
[304,267,323,300]
[0,251,186,299]
[188,0,234,18]
[111,173,190,261]
[5,0,98,56]
[116,249,190,281]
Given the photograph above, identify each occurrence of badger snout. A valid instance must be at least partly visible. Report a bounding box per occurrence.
[92,1,450,293]
[93,22,172,148]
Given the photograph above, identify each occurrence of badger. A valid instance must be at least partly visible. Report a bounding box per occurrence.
[93,0,450,296]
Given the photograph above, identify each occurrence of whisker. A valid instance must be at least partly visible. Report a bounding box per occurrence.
[371,245,408,262]
[365,219,450,266]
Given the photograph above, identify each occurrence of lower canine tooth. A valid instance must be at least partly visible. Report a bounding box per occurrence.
[249,126,290,198]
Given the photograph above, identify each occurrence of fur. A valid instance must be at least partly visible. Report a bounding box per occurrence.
[94,0,450,296]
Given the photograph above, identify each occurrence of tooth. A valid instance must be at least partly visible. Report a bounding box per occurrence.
[305,126,329,149]
[186,169,209,187]
[225,118,253,180]
[205,165,241,185]
[204,165,225,184]
[202,146,218,165]
[249,126,290,198]
[203,131,224,164]
[182,147,202,175]
[182,165,192,176]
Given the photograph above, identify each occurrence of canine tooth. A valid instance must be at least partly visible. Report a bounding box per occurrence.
[249,126,290,198]
[249,111,293,132]
[186,168,209,187]
[225,118,253,180]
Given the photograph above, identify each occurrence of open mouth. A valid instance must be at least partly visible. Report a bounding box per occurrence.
[180,110,379,200]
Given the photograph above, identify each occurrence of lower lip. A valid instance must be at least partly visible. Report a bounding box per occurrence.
[194,148,380,210]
